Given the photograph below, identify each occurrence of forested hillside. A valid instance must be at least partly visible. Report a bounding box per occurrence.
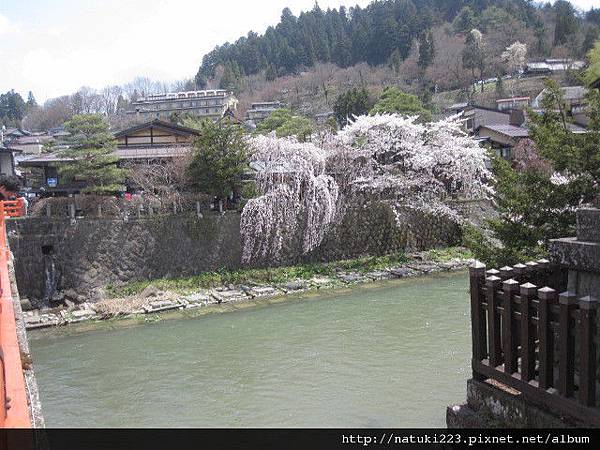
[195,0,599,90]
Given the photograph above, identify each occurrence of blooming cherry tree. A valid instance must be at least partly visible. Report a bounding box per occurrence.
[241,115,490,263]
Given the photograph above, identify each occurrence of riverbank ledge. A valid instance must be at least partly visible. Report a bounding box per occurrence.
[23,252,474,331]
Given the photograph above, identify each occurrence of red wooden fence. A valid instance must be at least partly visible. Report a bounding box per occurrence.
[470,259,600,425]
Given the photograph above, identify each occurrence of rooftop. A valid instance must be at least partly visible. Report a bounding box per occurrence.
[135,89,233,103]
[481,124,530,138]
[113,119,200,138]
[531,86,588,108]
[496,97,530,103]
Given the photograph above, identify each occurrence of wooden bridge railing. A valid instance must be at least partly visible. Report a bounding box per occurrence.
[470,259,600,426]
[0,202,31,430]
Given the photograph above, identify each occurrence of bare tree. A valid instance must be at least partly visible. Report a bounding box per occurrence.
[124,155,191,204]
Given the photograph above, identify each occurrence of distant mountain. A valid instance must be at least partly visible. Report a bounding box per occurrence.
[195,0,598,89]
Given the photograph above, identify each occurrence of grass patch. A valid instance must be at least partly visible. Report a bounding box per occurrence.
[107,247,469,298]
[424,246,473,262]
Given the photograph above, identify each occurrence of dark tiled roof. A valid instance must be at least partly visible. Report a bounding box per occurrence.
[11,135,53,145]
[592,78,600,90]
[113,119,200,138]
[480,124,530,138]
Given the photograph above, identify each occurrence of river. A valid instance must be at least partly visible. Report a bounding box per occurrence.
[29,271,470,427]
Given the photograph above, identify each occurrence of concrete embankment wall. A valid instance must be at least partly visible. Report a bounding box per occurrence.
[7,201,466,305]
[7,248,45,427]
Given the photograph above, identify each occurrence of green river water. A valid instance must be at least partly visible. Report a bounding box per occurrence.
[29,271,470,428]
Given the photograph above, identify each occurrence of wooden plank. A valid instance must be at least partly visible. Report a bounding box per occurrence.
[578,295,598,407]
[502,279,520,375]
[558,291,577,398]
[486,276,502,367]
[470,262,487,380]
[538,287,556,390]
[519,283,537,382]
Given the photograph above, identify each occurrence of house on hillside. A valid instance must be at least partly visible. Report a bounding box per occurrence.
[6,134,54,155]
[245,101,281,126]
[524,59,586,76]
[1,127,30,140]
[531,85,588,126]
[478,114,587,161]
[19,119,199,195]
[127,89,238,121]
[496,97,530,111]
[477,124,530,159]
[461,105,511,133]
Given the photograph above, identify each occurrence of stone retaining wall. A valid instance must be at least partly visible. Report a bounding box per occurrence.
[8,201,468,305]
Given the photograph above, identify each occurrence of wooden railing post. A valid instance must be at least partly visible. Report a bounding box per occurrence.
[578,295,598,407]
[558,291,577,397]
[499,266,514,280]
[536,259,550,287]
[486,275,502,367]
[502,279,520,375]
[520,282,537,382]
[513,263,527,281]
[538,287,557,390]
[470,261,487,379]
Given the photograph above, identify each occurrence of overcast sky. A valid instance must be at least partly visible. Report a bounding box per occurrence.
[0,0,597,103]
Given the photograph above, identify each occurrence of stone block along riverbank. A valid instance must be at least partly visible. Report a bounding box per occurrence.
[22,248,474,331]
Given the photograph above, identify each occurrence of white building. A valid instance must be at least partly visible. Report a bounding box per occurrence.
[127,89,238,121]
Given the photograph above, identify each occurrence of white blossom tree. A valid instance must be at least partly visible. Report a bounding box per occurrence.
[241,135,339,263]
[502,41,527,97]
[240,115,491,263]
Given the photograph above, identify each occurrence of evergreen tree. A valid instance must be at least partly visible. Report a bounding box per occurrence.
[265,64,278,81]
[333,87,370,127]
[553,0,579,47]
[59,114,127,194]
[462,29,486,88]
[470,79,600,266]
[495,75,506,98]
[370,86,431,121]
[418,31,435,70]
[27,91,37,108]
[194,72,208,89]
[192,0,561,84]
[255,109,314,142]
[186,119,249,212]
[0,90,27,127]
[388,48,403,75]
[583,27,600,53]
[452,6,477,33]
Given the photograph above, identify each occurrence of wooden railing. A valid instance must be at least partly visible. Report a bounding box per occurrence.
[0,202,31,429]
[470,259,600,426]
[0,200,25,218]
